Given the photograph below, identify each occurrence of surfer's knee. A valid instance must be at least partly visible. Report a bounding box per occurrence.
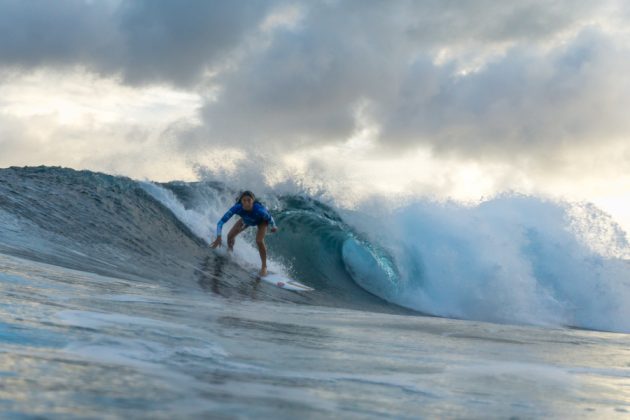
[256,238,265,248]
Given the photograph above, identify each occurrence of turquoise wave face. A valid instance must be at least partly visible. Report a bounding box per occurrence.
[341,237,401,302]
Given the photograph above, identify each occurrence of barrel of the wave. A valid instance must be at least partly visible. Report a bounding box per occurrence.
[341,237,401,301]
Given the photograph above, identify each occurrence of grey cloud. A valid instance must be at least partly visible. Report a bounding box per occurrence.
[0,0,603,85]
[114,0,274,85]
[401,0,599,45]
[192,0,622,159]
[0,0,115,68]
[0,0,275,86]
[379,27,630,161]
[1,0,627,165]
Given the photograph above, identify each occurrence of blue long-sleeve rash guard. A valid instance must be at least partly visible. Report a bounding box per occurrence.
[216,202,277,236]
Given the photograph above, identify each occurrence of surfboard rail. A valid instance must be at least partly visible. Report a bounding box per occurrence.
[257,272,314,291]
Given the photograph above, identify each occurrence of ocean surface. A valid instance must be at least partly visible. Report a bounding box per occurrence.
[1,166,629,418]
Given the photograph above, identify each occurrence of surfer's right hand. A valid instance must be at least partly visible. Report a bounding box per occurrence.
[210,236,222,248]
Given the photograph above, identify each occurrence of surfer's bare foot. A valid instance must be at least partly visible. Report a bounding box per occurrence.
[259,267,267,277]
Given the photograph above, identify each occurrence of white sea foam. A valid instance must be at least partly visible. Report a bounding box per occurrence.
[141,181,289,276]
[346,195,630,332]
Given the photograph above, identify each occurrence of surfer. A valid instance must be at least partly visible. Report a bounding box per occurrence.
[210,190,277,276]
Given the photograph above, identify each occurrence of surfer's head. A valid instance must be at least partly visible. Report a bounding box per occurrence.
[238,190,256,211]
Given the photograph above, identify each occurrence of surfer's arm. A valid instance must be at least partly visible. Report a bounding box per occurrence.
[216,204,239,237]
[261,207,277,232]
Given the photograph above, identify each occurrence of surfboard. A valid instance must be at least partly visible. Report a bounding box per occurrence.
[257,272,314,292]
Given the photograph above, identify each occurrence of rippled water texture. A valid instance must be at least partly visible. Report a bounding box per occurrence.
[1,166,629,418]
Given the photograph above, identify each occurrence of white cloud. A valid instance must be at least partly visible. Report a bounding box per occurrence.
[0,69,201,180]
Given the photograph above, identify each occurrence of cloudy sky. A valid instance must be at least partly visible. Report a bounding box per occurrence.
[1,0,629,228]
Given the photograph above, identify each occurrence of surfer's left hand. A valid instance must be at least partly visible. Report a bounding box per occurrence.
[270,227,278,233]
[210,236,222,248]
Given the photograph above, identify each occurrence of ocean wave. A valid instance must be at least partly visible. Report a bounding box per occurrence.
[2,166,629,332]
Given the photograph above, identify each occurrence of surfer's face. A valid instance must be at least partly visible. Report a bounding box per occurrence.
[241,196,254,211]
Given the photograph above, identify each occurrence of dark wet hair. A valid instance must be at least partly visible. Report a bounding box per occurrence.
[236,190,257,203]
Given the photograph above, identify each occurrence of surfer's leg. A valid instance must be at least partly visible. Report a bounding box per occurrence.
[256,222,268,276]
[227,219,247,251]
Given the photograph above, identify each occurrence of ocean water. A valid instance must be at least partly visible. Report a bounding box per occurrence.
[1,166,629,418]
